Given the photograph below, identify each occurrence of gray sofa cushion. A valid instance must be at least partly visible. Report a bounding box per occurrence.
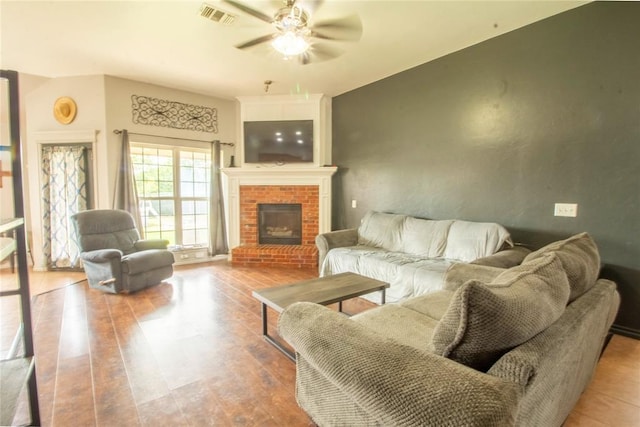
[523,232,600,302]
[399,290,454,321]
[442,263,506,292]
[431,253,570,371]
[353,304,439,352]
[471,245,531,268]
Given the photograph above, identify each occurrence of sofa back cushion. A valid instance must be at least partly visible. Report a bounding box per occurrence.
[443,220,513,262]
[401,217,453,258]
[358,211,407,252]
[523,232,600,302]
[430,253,570,371]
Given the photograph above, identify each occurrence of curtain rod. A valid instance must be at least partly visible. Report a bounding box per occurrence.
[113,129,234,146]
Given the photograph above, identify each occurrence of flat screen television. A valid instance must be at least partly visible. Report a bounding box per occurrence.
[243,120,314,164]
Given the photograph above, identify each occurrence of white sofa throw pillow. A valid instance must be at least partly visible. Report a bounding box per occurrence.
[443,220,513,262]
[358,211,407,252]
[401,217,454,258]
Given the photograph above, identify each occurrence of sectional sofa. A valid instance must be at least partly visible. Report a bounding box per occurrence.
[280,232,619,426]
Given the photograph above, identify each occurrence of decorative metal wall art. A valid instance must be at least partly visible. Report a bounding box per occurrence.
[131,95,218,133]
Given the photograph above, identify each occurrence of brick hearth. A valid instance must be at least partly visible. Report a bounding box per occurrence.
[232,185,319,268]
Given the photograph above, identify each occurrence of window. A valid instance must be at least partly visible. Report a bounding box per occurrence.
[130,143,211,247]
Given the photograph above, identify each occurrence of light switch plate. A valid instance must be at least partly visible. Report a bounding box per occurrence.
[554,203,578,217]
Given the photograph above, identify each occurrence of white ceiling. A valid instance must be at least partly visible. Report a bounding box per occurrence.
[0,1,586,100]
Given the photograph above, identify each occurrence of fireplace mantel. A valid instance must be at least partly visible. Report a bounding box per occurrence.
[223,166,338,259]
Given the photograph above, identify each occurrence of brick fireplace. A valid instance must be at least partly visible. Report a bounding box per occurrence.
[223,167,337,268]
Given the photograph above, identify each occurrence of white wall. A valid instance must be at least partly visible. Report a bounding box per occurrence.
[104,76,238,194]
[24,75,107,270]
[22,74,237,270]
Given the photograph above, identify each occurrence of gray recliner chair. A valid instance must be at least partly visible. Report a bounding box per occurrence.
[70,209,175,294]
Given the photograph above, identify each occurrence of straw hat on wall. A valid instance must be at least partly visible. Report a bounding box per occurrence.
[53,96,77,124]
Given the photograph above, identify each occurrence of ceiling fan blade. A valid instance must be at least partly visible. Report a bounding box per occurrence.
[223,0,273,24]
[310,15,362,41]
[308,30,339,41]
[299,43,343,65]
[299,52,312,65]
[236,34,276,50]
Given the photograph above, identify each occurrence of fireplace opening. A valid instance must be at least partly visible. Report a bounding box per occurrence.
[258,203,302,245]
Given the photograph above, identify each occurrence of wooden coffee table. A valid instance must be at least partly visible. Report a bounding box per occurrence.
[252,272,389,360]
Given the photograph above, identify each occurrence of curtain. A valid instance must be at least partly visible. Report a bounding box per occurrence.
[41,145,88,269]
[113,129,144,236]
[209,141,228,255]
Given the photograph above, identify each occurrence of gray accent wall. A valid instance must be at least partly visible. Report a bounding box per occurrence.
[332,2,639,335]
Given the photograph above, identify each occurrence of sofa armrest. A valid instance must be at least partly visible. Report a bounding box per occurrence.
[80,249,123,263]
[472,245,531,268]
[134,239,169,251]
[443,263,506,291]
[487,280,619,426]
[315,228,358,273]
[279,302,521,426]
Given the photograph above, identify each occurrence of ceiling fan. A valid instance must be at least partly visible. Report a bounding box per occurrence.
[222,0,362,64]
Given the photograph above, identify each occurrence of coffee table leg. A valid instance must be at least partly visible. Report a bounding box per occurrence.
[381,288,386,305]
[261,303,268,336]
[261,303,295,362]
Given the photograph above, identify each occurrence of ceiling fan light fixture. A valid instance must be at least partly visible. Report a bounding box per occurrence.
[272,31,309,56]
[274,3,308,32]
[225,0,361,63]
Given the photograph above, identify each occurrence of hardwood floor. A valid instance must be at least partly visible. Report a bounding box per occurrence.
[2,262,639,426]
[564,335,640,426]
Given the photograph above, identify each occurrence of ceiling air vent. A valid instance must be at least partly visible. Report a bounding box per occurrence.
[199,3,236,25]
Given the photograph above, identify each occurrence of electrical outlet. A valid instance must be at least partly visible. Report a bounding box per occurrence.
[554,203,578,217]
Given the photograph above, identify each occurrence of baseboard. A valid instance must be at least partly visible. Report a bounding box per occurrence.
[173,256,212,266]
[610,324,640,340]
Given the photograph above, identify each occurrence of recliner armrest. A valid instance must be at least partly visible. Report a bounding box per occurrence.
[278,302,521,426]
[134,239,169,251]
[80,249,123,263]
[315,228,358,273]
